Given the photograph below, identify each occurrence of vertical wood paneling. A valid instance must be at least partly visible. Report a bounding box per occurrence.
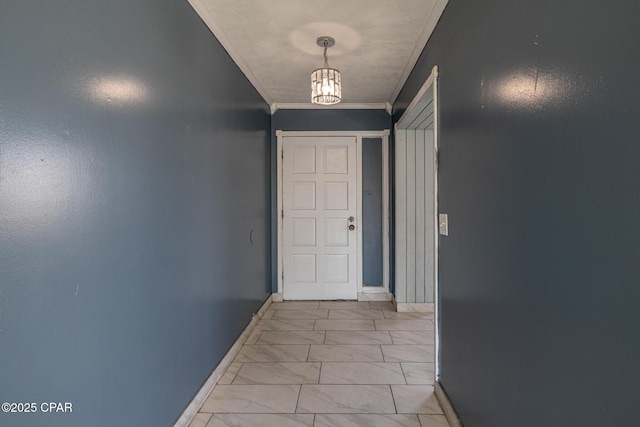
[395,129,436,304]
[395,130,407,303]
[415,130,426,303]
[406,130,417,303]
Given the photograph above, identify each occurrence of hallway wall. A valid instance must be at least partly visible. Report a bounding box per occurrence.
[394,0,640,425]
[0,1,271,426]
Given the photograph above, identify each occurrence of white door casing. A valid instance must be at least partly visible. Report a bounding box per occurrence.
[395,65,440,375]
[282,136,357,300]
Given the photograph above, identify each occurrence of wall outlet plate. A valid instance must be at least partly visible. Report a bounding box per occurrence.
[439,213,449,236]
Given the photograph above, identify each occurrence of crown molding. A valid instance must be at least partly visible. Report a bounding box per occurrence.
[272,102,390,114]
[387,0,449,104]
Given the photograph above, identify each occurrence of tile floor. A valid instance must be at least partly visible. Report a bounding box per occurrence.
[189,300,449,427]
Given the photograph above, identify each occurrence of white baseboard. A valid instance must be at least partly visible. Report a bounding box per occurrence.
[394,301,435,313]
[173,295,273,427]
[435,381,462,427]
[358,290,393,301]
[274,292,391,302]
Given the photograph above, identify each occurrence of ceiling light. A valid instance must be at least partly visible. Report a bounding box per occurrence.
[311,37,341,105]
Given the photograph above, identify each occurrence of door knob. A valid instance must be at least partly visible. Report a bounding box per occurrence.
[349,224,355,231]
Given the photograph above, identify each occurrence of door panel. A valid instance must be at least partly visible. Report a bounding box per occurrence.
[292,146,316,173]
[293,218,316,245]
[324,146,349,173]
[292,182,316,209]
[283,136,357,300]
[324,182,348,209]
[325,219,348,246]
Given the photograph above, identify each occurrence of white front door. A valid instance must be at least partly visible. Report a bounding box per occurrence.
[282,136,358,300]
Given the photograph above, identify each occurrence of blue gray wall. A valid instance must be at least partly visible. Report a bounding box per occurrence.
[271,109,391,291]
[362,138,384,286]
[0,1,271,426]
[394,0,640,425]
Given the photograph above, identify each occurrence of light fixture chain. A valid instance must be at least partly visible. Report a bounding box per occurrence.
[323,47,328,68]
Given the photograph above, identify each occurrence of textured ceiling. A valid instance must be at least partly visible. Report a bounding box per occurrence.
[188,0,448,109]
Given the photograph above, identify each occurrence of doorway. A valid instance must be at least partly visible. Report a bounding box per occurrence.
[394,65,440,372]
[276,130,390,300]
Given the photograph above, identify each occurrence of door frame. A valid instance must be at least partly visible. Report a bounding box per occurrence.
[395,65,440,376]
[276,130,390,299]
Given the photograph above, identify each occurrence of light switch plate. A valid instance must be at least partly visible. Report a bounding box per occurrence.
[439,213,449,236]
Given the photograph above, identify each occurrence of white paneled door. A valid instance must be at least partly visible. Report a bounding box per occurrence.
[283,136,357,300]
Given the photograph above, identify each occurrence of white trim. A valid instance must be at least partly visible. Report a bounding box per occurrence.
[277,130,390,299]
[385,102,393,115]
[394,129,407,303]
[432,68,441,380]
[382,132,390,291]
[356,135,364,293]
[186,0,273,106]
[358,290,393,301]
[173,296,273,427]
[435,381,463,427]
[397,66,439,128]
[278,130,390,138]
[387,0,449,104]
[395,302,435,313]
[272,103,389,113]
[276,132,284,295]
[395,66,441,376]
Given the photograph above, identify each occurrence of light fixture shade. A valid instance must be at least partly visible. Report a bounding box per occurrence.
[311,67,341,105]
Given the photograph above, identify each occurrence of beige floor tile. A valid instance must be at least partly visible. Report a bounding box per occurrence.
[244,329,262,345]
[369,301,396,310]
[375,319,434,331]
[206,414,313,427]
[383,310,434,320]
[271,301,320,310]
[390,330,435,345]
[329,309,385,319]
[188,412,212,427]
[190,300,447,425]
[401,363,435,385]
[391,385,444,414]
[315,414,422,427]
[217,362,243,385]
[297,385,396,413]
[418,414,451,427]
[201,384,300,413]
[324,330,393,345]
[257,319,316,330]
[308,345,384,362]
[272,309,329,319]
[261,310,276,319]
[320,362,406,384]
[257,330,325,345]
[318,301,371,310]
[207,414,314,427]
[382,345,434,362]
[233,362,320,384]
[235,345,310,362]
[314,319,376,331]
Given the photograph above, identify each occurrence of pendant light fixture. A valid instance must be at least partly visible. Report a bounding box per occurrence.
[311,36,342,105]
